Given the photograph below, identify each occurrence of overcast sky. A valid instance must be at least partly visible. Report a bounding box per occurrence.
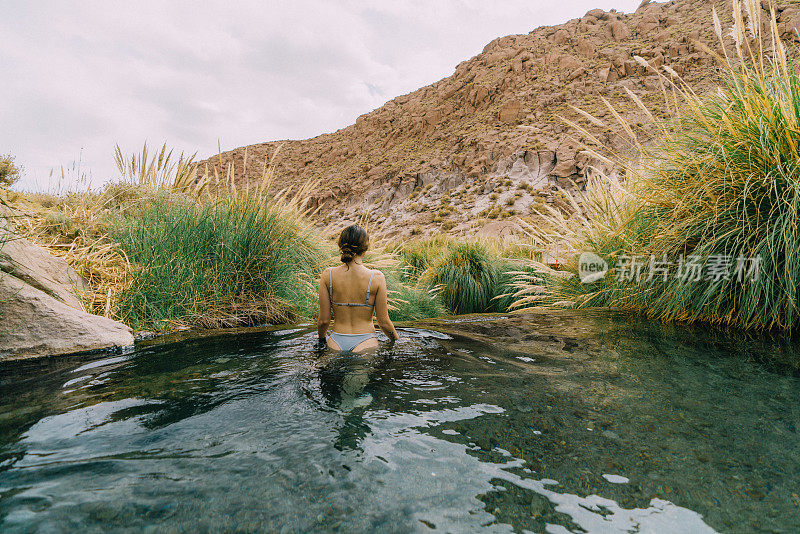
[1,0,641,192]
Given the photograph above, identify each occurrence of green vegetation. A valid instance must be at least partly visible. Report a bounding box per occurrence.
[110,193,327,329]
[3,143,467,331]
[424,241,505,314]
[390,236,540,315]
[0,154,21,187]
[383,270,447,321]
[515,3,800,331]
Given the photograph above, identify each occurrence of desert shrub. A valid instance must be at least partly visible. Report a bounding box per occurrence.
[42,212,79,239]
[391,236,547,315]
[393,236,452,281]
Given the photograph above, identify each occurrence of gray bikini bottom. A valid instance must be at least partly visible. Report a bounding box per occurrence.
[328,331,377,352]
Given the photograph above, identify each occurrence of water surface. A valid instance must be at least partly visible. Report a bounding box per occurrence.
[1,311,798,532]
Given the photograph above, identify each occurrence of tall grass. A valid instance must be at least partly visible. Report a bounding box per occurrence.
[115,143,200,195]
[111,192,326,329]
[383,270,448,321]
[393,235,453,281]
[423,241,504,314]
[514,1,800,331]
[108,142,333,329]
[391,237,544,315]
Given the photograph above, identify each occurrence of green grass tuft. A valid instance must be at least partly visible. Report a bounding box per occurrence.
[110,193,327,330]
[424,241,502,314]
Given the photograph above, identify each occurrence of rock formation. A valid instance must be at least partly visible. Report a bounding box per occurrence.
[196,0,800,238]
[0,209,134,360]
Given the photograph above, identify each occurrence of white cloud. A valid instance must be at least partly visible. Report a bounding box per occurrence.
[0,0,641,191]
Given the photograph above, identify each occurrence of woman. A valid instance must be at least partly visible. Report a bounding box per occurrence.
[318,224,399,352]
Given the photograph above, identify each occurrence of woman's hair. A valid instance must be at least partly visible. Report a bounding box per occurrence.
[338,224,369,264]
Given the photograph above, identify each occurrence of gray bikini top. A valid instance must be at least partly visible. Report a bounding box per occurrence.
[329,268,375,308]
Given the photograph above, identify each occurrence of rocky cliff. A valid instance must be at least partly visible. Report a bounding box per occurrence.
[197,0,800,238]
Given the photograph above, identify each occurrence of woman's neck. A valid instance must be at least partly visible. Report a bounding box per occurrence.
[345,255,364,267]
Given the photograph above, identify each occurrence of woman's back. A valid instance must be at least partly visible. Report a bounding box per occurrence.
[327,264,377,333]
[317,223,398,352]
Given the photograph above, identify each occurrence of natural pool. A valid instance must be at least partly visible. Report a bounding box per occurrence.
[1,310,798,533]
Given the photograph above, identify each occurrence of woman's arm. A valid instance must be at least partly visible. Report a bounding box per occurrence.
[317,268,331,343]
[374,272,399,341]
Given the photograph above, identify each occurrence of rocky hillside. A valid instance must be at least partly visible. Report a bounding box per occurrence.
[197,0,800,238]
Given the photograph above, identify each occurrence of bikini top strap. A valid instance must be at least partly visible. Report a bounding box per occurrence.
[365,270,375,305]
[329,268,334,302]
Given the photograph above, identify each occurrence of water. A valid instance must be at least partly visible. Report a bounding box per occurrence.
[1,311,799,533]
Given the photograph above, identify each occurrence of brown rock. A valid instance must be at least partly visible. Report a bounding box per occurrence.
[606,20,632,41]
[475,220,523,238]
[597,66,619,83]
[779,7,800,40]
[585,8,609,21]
[552,144,579,178]
[499,99,522,123]
[0,272,134,360]
[575,38,596,57]
[558,55,582,71]
[0,220,86,310]
[637,14,661,34]
[553,29,569,45]
[654,30,671,43]
[567,67,586,82]
[469,84,490,107]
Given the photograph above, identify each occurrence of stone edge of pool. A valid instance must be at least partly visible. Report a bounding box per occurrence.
[0,308,626,376]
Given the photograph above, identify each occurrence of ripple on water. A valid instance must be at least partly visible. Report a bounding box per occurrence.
[1,314,799,533]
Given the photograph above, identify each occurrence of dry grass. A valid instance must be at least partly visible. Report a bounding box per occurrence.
[1,188,131,317]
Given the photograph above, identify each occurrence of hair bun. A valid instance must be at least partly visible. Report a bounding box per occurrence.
[338,224,369,263]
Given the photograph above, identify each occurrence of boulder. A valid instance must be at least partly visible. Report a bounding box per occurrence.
[779,7,800,40]
[552,144,579,177]
[575,38,596,57]
[469,84,491,107]
[567,67,587,82]
[558,54,582,71]
[597,66,619,82]
[606,20,632,41]
[553,29,569,45]
[499,99,522,123]
[637,14,661,34]
[0,272,134,360]
[0,235,88,312]
[0,212,133,360]
[585,8,610,21]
